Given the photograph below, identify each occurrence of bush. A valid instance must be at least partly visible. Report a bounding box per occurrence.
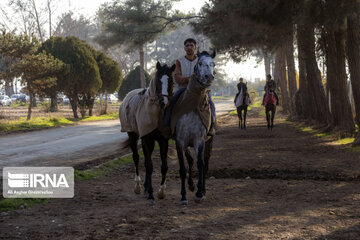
[118,66,151,100]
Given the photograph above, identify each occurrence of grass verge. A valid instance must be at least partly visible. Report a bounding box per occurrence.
[0,198,48,212]
[289,122,358,152]
[0,112,119,133]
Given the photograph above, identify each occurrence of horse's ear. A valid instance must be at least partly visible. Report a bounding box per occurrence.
[156,61,161,70]
[170,64,176,72]
[211,49,216,58]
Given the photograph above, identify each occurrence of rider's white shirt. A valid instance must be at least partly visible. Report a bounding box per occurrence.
[177,56,198,89]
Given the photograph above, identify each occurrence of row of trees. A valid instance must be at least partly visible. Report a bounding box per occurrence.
[194,0,360,145]
[0,32,123,119]
[1,0,230,107]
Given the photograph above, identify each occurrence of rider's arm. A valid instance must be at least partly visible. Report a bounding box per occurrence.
[173,60,190,85]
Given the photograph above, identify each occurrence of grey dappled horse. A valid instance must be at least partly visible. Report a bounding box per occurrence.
[119,62,175,204]
[174,50,216,205]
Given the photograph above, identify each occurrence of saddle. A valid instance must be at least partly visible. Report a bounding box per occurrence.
[170,75,211,134]
[264,92,276,106]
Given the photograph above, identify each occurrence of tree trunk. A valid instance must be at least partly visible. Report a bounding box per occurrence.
[263,50,271,77]
[47,0,52,37]
[270,54,275,78]
[347,14,360,145]
[50,93,58,112]
[139,45,145,88]
[31,0,44,42]
[285,30,297,114]
[104,92,108,114]
[297,23,310,118]
[275,47,290,114]
[302,22,330,125]
[69,94,79,119]
[325,19,354,134]
[27,90,33,120]
[31,92,37,108]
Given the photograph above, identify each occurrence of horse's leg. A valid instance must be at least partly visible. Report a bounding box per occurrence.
[142,135,155,204]
[128,132,141,194]
[237,107,241,128]
[176,141,187,205]
[244,107,247,129]
[157,133,168,199]
[240,109,243,129]
[266,108,270,129]
[185,148,195,192]
[271,107,275,130]
[203,136,213,196]
[194,141,205,203]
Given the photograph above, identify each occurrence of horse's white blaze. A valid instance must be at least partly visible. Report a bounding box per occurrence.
[160,75,169,105]
[198,56,215,83]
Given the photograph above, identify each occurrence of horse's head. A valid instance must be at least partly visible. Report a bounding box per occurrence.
[194,50,216,87]
[155,61,175,109]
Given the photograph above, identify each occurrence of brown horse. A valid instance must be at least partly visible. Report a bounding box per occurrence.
[264,90,276,130]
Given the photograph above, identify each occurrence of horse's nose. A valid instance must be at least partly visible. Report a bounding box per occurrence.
[205,74,214,81]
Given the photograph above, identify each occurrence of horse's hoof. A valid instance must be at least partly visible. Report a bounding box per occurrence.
[188,184,195,192]
[180,199,188,206]
[143,190,149,199]
[134,184,141,194]
[146,199,154,205]
[194,194,205,203]
[158,188,165,199]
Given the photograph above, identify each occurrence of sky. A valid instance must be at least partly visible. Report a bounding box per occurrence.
[69,0,266,82]
[0,0,265,82]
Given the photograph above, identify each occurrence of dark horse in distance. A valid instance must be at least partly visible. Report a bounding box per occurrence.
[234,83,250,129]
[264,90,277,130]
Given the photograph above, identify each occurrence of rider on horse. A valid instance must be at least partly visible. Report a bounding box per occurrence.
[234,77,246,104]
[262,74,279,106]
[163,38,216,136]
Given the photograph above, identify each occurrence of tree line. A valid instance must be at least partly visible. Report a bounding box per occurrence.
[194,0,360,146]
[0,32,122,119]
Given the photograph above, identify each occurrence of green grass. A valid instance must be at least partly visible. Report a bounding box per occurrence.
[11,102,29,107]
[109,102,122,106]
[0,198,48,212]
[229,107,252,116]
[251,99,262,108]
[78,112,118,122]
[212,96,232,100]
[0,117,73,132]
[291,122,359,149]
[0,112,119,133]
[332,137,355,145]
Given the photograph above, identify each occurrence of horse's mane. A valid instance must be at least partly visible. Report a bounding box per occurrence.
[198,51,210,58]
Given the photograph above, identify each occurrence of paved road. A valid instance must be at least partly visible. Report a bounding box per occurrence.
[0,98,234,172]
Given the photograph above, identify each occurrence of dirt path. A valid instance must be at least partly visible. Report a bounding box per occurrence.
[1,107,360,240]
